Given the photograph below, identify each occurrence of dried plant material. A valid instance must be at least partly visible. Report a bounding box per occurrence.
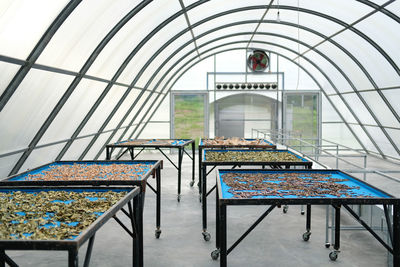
[221,172,368,199]
[0,190,126,240]
[205,151,302,162]
[24,163,151,181]
[202,137,274,147]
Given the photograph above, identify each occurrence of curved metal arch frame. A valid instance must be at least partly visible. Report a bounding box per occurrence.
[95,19,398,159]
[105,39,375,159]
[131,46,368,157]
[6,2,399,173]
[89,13,395,160]
[85,6,400,159]
[0,0,82,113]
[56,3,400,161]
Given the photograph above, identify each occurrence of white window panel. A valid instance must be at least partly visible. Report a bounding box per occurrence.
[355,12,400,72]
[261,8,344,38]
[62,136,94,160]
[151,96,170,122]
[322,123,361,149]
[120,91,149,125]
[348,124,378,153]
[304,49,353,92]
[75,85,131,137]
[288,0,373,24]
[364,126,398,157]
[360,91,400,128]
[111,128,128,144]
[382,88,400,118]
[132,93,157,125]
[38,78,106,146]
[191,10,266,38]
[329,95,358,124]
[116,15,189,85]
[195,24,258,47]
[0,69,73,154]
[341,93,378,125]
[316,41,374,90]
[37,0,142,71]
[277,55,321,91]
[130,27,193,88]
[0,153,23,178]
[83,131,113,160]
[332,29,400,88]
[322,95,343,122]
[173,56,214,91]
[187,0,267,29]
[20,143,65,173]
[139,122,170,139]
[86,1,182,79]
[0,61,20,95]
[104,89,142,131]
[386,128,400,152]
[0,0,68,59]
[386,1,400,16]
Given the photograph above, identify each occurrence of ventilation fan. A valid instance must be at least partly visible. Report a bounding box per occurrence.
[247,50,269,72]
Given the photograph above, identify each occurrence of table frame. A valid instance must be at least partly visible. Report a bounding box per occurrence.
[213,169,400,267]
[106,139,195,202]
[0,186,142,267]
[1,160,162,239]
[200,149,312,241]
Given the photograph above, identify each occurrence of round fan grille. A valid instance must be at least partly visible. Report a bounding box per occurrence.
[247,50,269,72]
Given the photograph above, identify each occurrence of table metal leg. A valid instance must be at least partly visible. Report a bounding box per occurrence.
[302,204,312,241]
[329,205,341,261]
[68,249,79,267]
[393,204,400,267]
[133,194,144,267]
[190,142,195,187]
[198,148,202,196]
[83,235,95,267]
[177,148,183,202]
[220,205,227,267]
[325,205,330,248]
[0,250,5,267]
[155,166,162,238]
[202,165,210,241]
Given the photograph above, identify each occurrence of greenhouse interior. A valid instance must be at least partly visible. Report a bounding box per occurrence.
[1,0,400,266]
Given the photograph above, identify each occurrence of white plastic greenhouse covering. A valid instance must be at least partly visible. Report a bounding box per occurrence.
[0,0,399,177]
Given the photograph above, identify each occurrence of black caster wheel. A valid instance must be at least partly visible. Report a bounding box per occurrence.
[302,231,311,241]
[155,229,162,239]
[190,181,194,187]
[197,182,200,188]
[283,205,288,213]
[325,243,330,248]
[202,231,211,241]
[329,251,339,261]
[301,210,305,215]
[211,249,220,260]
[177,195,181,202]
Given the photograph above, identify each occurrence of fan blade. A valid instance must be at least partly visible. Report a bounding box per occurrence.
[253,62,258,71]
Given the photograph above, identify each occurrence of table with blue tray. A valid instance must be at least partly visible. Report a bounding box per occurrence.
[106,139,194,202]
[198,138,276,193]
[212,169,400,267]
[1,160,163,240]
[200,149,312,241]
[0,186,142,267]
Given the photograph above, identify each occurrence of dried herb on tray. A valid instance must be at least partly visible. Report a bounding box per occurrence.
[205,151,302,162]
[25,163,151,181]
[0,190,126,240]
[203,137,272,146]
[221,172,367,198]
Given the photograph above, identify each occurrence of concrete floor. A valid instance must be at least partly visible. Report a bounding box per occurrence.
[5,151,393,266]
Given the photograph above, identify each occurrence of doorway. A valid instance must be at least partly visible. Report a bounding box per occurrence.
[215,93,276,138]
